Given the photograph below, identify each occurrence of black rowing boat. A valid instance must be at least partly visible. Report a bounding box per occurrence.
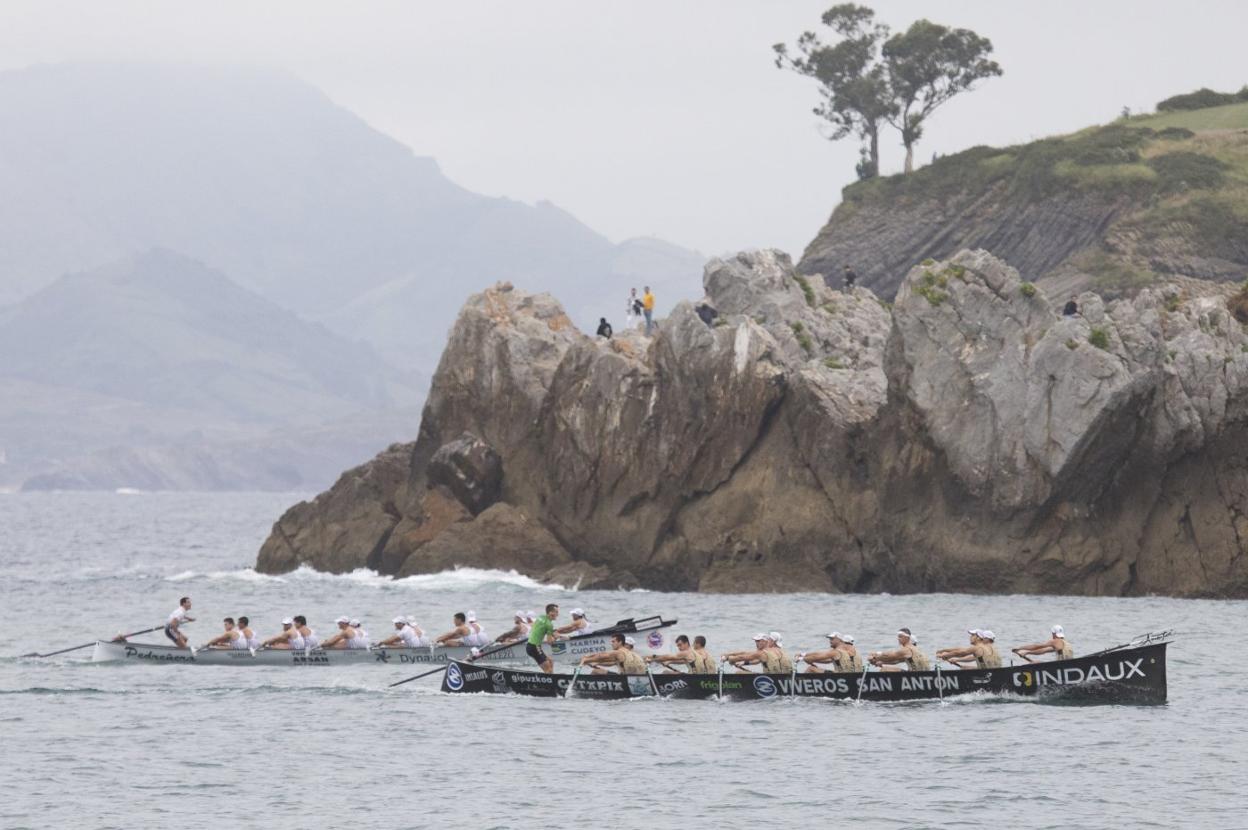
[439,639,1168,705]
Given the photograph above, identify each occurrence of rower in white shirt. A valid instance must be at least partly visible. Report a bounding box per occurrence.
[294,616,318,650]
[556,608,592,638]
[349,618,370,649]
[165,597,195,647]
[261,618,303,650]
[201,617,247,650]
[494,611,532,644]
[237,616,259,650]
[319,616,366,649]
[378,617,428,648]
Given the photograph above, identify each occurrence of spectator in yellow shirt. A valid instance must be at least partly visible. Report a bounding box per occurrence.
[642,286,656,335]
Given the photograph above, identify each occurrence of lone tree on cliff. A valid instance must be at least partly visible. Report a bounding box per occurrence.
[882,19,1002,173]
[774,4,893,180]
[775,5,1002,177]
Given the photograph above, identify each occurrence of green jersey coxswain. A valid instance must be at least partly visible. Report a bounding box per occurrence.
[526,603,560,673]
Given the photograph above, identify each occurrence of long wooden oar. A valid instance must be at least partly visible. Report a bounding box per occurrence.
[388,638,525,688]
[22,625,165,658]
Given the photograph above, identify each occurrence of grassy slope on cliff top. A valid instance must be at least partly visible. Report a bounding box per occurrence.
[839,101,1248,290]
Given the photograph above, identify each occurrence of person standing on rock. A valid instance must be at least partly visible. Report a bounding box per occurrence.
[626,288,640,328]
[843,265,858,290]
[642,285,656,335]
[526,603,560,673]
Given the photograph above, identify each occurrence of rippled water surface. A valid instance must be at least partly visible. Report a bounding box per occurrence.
[1,492,1245,829]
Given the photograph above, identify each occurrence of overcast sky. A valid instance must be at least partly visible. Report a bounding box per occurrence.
[3,1,1247,257]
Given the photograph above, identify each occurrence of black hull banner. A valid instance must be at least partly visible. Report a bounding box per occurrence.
[440,642,1167,705]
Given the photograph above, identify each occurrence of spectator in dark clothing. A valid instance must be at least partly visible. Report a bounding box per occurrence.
[843,265,858,289]
[695,302,719,327]
[596,317,613,339]
[1063,297,1079,317]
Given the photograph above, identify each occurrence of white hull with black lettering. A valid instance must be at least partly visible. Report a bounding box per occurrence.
[88,616,678,667]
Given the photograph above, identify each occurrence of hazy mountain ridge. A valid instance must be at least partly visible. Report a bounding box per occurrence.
[0,249,423,490]
[0,61,704,490]
[0,62,705,365]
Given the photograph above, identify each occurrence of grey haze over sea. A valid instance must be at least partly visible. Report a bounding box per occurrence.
[1,492,1243,829]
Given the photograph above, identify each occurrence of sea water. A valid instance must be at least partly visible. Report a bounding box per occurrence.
[0,492,1244,829]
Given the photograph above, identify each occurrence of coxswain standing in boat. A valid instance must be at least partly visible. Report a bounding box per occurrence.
[295,616,319,650]
[261,618,303,650]
[494,611,531,645]
[800,632,863,673]
[201,617,247,650]
[937,630,1002,668]
[1013,625,1074,662]
[238,616,258,650]
[526,604,560,674]
[165,596,194,647]
[320,616,368,649]
[556,608,591,638]
[580,634,647,675]
[869,628,930,671]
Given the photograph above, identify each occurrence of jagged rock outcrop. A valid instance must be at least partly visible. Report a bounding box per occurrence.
[258,249,1248,597]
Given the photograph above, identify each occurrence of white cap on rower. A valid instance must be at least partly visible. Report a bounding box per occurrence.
[466,611,477,622]
[515,610,526,619]
[281,617,293,626]
[335,615,350,624]
[571,608,586,618]
[967,628,981,637]
[350,618,361,627]
[392,616,406,624]
[525,611,537,622]
[840,634,855,644]
[897,629,914,642]
[979,630,996,641]
[827,631,844,641]
[752,632,768,642]
[1052,624,1065,638]
[768,631,783,646]
[624,636,636,646]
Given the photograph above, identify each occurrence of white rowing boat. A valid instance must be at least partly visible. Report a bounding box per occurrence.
[90,615,679,667]
[89,640,524,666]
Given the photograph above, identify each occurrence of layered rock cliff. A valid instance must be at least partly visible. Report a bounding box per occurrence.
[800,112,1248,300]
[258,250,1248,597]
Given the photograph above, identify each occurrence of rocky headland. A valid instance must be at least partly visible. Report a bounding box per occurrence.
[257,249,1248,597]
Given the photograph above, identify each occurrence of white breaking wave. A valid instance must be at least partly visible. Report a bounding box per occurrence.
[164,565,567,591]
